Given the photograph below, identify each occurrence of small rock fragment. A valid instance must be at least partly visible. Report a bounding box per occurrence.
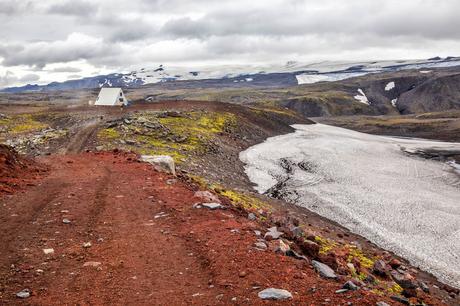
[419,282,430,293]
[248,213,256,221]
[194,191,220,203]
[335,289,348,294]
[372,260,388,276]
[16,289,30,299]
[343,280,359,291]
[264,227,283,240]
[82,242,92,248]
[201,203,224,210]
[254,242,267,250]
[376,302,390,306]
[43,248,54,255]
[258,288,292,300]
[83,261,101,267]
[62,218,71,224]
[390,295,410,305]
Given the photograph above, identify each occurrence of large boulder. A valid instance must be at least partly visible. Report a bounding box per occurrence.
[312,260,337,279]
[140,155,175,176]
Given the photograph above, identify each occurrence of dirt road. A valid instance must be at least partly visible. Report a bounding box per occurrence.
[0,151,402,305]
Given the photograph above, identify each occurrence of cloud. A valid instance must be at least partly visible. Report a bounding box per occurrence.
[0,33,118,68]
[1,0,460,88]
[50,66,83,73]
[47,0,97,17]
[19,73,40,83]
[0,71,18,87]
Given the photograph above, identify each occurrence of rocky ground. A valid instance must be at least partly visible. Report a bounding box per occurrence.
[1,101,459,305]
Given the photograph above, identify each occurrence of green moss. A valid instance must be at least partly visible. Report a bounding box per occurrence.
[315,236,337,254]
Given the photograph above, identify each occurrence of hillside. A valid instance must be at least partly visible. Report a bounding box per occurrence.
[1,101,459,305]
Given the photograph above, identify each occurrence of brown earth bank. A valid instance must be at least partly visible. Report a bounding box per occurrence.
[0,150,458,305]
[0,144,46,194]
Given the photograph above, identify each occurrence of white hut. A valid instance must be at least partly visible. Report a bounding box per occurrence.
[95,88,128,106]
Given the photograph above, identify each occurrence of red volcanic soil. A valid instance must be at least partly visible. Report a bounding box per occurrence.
[0,144,46,194]
[0,151,447,305]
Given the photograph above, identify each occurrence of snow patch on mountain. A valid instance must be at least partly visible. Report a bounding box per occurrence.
[354,89,370,105]
[385,81,395,91]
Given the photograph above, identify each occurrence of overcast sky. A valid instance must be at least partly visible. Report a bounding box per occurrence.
[1,0,460,88]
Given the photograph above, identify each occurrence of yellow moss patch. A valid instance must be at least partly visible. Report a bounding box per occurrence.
[187,174,271,212]
[346,245,375,269]
[218,189,271,211]
[387,283,403,295]
[315,236,337,254]
[98,128,120,139]
[0,114,47,134]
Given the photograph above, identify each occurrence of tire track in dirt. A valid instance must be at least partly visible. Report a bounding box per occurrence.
[64,118,101,154]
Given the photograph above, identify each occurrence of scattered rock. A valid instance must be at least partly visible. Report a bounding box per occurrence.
[239,271,247,278]
[62,218,71,224]
[264,227,283,240]
[82,242,92,248]
[335,289,348,294]
[372,260,388,277]
[83,261,101,267]
[254,242,267,250]
[389,258,402,269]
[248,213,256,221]
[16,289,31,299]
[43,248,54,255]
[254,230,261,236]
[275,239,291,254]
[312,260,337,279]
[194,191,220,203]
[376,302,390,306]
[390,271,417,289]
[287,249,309,261]
[140,155,176,176]
[201,203,224,210]
[419,281,430,293]
[299,239,320,257]
[258,288,292,300]
[343,280,359,291]
[390,295,410,305]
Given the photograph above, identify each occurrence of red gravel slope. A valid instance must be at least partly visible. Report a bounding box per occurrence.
[0,151,445,305]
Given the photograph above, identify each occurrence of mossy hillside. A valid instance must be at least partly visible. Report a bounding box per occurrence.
[97,111,236,162]
[0,114,48,135]
[188,174,272,213]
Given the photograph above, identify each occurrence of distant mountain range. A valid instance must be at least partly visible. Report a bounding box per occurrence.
[2,57,460,93]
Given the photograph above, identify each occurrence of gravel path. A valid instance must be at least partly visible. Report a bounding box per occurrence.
[240,124,460,288]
